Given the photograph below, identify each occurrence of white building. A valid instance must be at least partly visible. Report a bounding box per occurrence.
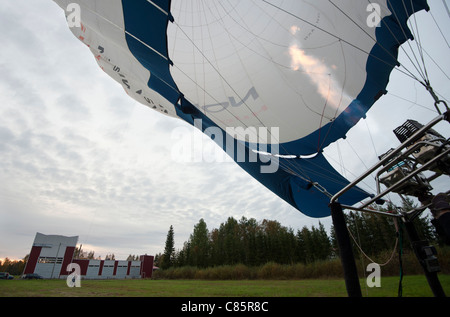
[23,233,154,279]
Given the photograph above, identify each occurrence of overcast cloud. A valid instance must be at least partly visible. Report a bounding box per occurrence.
[1,0,449,261]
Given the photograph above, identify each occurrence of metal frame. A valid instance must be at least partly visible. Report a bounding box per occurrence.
[329,110,448,297]
[331,111,449,216]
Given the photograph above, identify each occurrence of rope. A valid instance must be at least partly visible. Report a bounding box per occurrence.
[347,223,399,267]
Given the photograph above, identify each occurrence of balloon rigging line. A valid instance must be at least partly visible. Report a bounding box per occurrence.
[261,0,425,85]
[339,0,428,84]
[408,0,430,81]
[393,0,427,81]
[368,0,430,83]
[442,0,450,19]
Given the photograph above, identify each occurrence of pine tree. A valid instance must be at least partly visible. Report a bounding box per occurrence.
[299,226,315,263]
[295,229,307,263]
[209,228,221,266]
[189,219,210,268]
[220,217,242,265]
[316,221,332,260]
[161,225,175,269]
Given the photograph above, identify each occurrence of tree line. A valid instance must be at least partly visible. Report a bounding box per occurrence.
[0,257,27,275]
[156,205,438,270]
[73,246,139,261]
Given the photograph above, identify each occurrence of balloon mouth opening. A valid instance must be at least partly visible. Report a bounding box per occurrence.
[251,149,319,160]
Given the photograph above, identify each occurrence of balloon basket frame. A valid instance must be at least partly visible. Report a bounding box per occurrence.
[329,110,449,297]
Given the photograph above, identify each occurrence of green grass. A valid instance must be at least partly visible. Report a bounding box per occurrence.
[1,275,449,297]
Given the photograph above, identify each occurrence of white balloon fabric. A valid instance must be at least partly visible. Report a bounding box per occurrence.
[52,0,429,217]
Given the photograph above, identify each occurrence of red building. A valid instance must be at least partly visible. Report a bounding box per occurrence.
[23,233,154,279]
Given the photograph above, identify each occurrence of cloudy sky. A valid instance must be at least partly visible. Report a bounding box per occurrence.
[1,0,449,261]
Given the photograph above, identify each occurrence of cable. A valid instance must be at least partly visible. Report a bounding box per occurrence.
[347,220,399,267]
[261,0,422,83]
[443,0,450,19]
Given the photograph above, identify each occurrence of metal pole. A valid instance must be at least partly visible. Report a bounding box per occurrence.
[330,202,362,297]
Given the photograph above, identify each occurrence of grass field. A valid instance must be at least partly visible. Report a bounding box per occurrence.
[1,274,449,297]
